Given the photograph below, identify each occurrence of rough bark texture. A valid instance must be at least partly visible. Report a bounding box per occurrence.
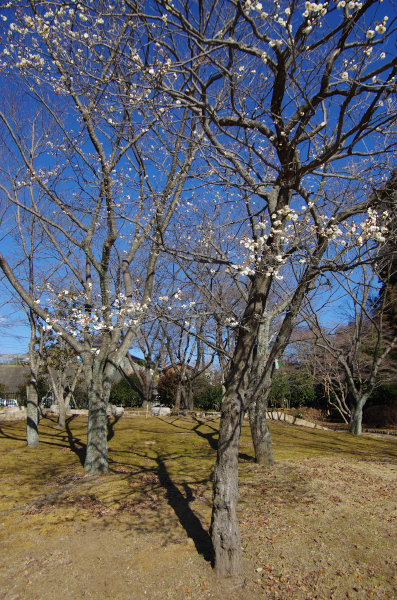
[249,399,275,466]
[57,401,68,430]
[210,399,244,578]
[84,377,110,473]
[349,403,363,435]
[210,277,266,577]
[26,381,40,449]
[247,319,275,465]
[174,383,183,411]
[186,388,194,411]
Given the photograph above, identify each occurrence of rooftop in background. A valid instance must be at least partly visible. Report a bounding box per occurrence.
[0,365,29,393]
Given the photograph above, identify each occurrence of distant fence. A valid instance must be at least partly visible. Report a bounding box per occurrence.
[0,390,25,405]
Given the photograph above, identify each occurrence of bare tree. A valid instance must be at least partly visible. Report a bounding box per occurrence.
[137,0,397,575]
[304,264,397,434]
[41,334,83,429]
[0,2,201,472]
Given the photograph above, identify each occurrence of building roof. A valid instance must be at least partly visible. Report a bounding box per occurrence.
[0,366,29,392]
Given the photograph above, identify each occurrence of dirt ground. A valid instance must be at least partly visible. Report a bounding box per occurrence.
[0,416,396,600]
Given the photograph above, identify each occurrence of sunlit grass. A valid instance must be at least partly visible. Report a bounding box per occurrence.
[1,414,395,519]
[1,414,395,598]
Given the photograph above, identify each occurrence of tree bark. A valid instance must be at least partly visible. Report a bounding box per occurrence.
[210,393,244,578]
[247,318,275,465]
[174,382,183,410]
[186,385,194,410]
[27,307,41,449]
[84,374,110,473]
[26,380,40,448]
[210,277,265,577]
[248,398,275,465]
[57,396,70,430]
[349,400,364,435]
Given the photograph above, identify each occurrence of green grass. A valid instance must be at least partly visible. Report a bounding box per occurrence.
[0,414,395,516]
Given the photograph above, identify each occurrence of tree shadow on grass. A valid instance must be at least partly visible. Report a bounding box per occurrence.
[0,417,86,463]
[162,415,255,462]
[63,413,122,467]
[107,414,122,443]
[65,415,86,467]
[154,452,214,564]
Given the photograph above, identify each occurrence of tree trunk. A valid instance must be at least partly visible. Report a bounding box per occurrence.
[210,274,272,577]
[349,402,364,435]
[210,392,244,578]
[84,377,109,473]
[247,318,275,465]
[26,380,40,448]
[249,399,275,465]
[57,395,70,430]
[57,403,67,429]
[174,382,183,411]
[186,385,194,411]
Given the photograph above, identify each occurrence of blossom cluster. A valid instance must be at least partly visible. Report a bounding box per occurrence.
[226,204,390,280]
[38,286,151,339]
[355,208,388,245]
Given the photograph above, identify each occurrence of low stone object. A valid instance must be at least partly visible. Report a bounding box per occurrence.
[47,404,73,416]
[266,410,329,430]
[151,406,171,417]
[107,404,124,418]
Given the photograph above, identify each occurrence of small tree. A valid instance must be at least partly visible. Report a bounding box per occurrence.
[304,265,397,434]
[41,334,83,429]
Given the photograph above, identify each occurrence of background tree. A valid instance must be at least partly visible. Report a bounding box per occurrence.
[41,334,83,429]
[304,264,397,434]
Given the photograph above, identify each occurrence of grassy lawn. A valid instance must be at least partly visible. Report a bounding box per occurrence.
[0,415,396,600]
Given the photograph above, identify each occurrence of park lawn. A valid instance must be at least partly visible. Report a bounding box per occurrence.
[0,414,396,600]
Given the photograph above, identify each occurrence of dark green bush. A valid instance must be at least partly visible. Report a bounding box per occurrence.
[109,376,142,408]
[194,384,223,411]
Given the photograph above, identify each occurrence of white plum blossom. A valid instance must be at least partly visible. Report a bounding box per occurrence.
[375,23,386,34]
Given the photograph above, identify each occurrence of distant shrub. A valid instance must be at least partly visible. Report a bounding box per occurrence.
[363,404,397,428]
[194,384,223,411]
[109,377,142,408]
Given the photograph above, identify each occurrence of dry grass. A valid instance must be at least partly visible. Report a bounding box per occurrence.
[0,415,396,600]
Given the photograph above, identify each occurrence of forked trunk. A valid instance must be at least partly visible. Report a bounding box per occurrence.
[57,395,70,430]
[26,381,40,448]
[249,399,275,465]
